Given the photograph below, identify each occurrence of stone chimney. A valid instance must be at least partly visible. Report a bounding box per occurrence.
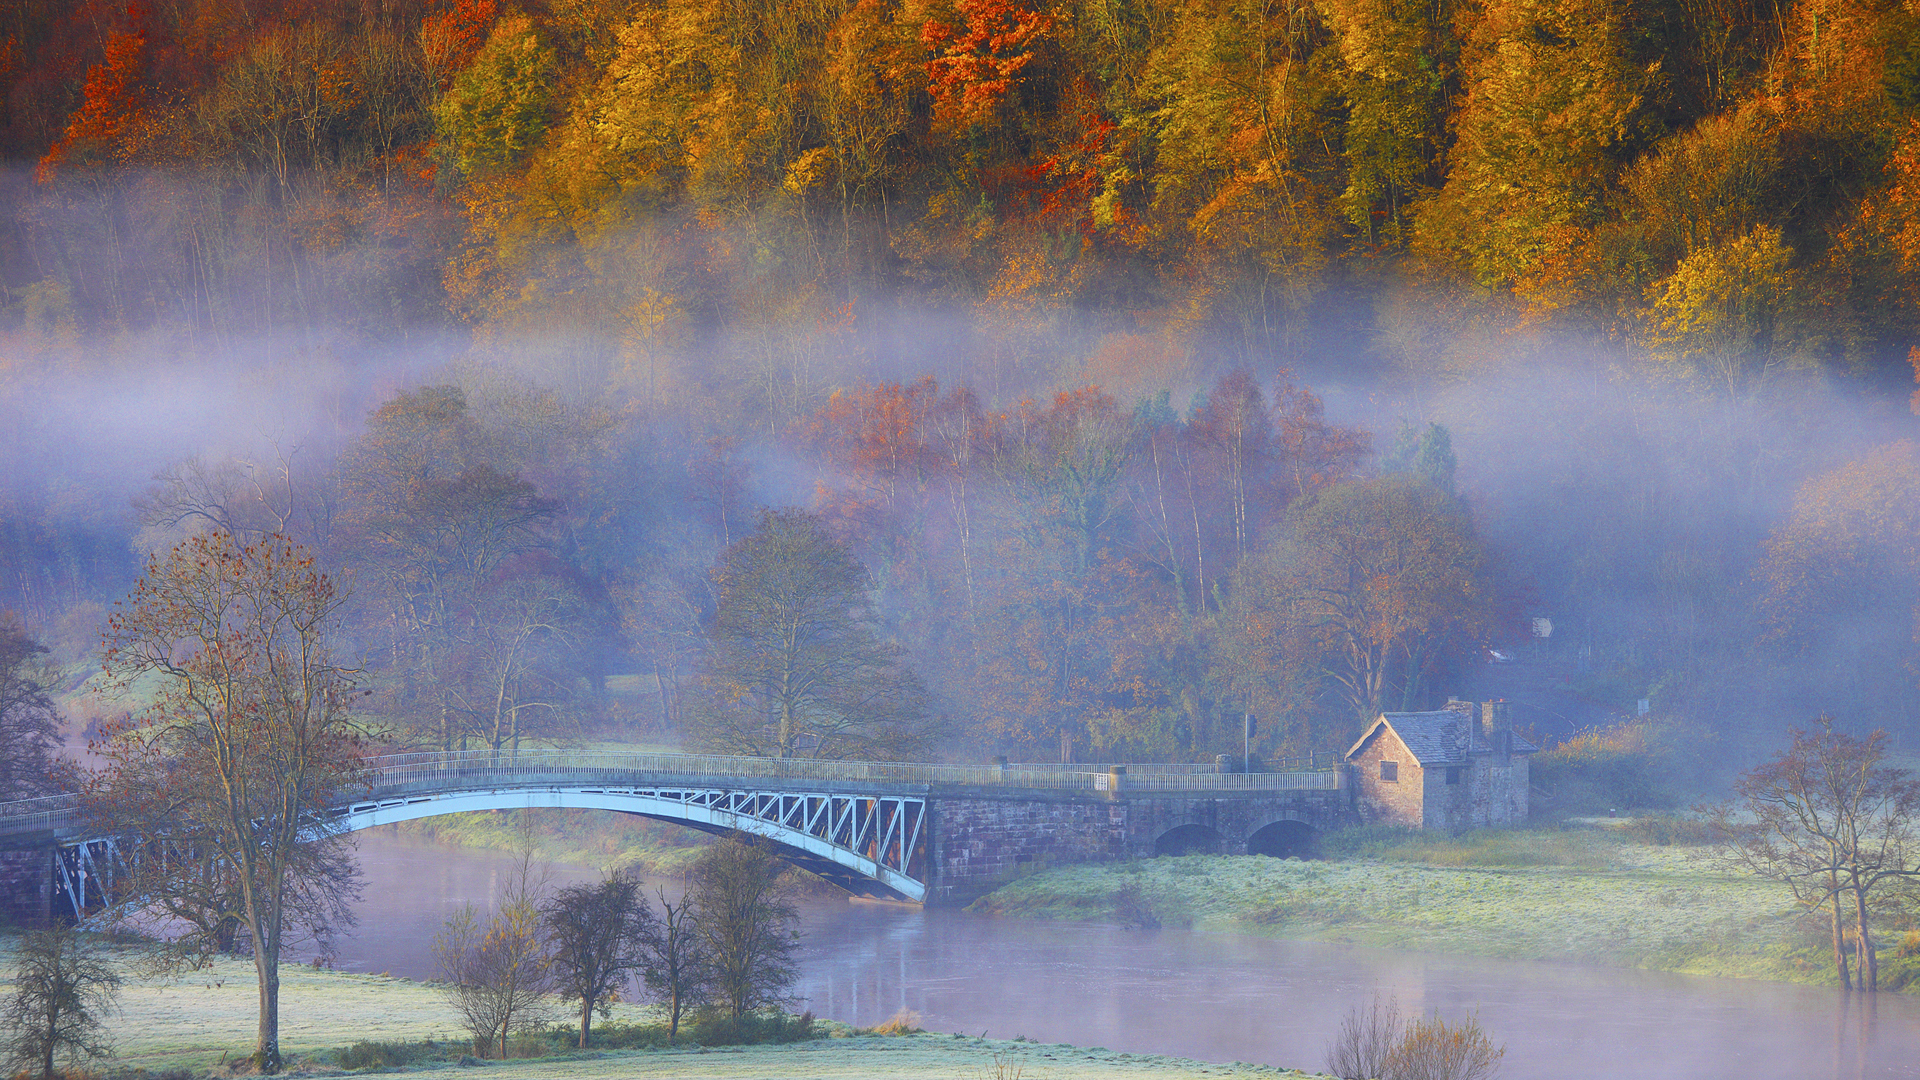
[1482,700,1511,763]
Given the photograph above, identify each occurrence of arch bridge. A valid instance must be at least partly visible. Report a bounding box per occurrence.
[0,750,1351,921]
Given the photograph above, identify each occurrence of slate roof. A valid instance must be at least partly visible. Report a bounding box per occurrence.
[1344,705,1539,767]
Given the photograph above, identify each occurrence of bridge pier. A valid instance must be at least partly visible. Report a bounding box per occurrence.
[0,847,54,927]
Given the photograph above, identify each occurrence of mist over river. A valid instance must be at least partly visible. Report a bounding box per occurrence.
[319,833,1920,1079]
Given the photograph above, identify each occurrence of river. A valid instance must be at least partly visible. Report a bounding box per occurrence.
[318,831,1920,1079]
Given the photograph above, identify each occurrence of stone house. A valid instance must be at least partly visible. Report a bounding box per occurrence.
[1344,699,1536,830]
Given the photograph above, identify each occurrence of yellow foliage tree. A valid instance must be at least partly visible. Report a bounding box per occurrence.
[1415,0,1649,289]
[1143,0,1341,357]
[1646,224,1811,399]
[433,16,556,180]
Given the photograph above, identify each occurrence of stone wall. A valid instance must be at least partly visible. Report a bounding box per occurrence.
[1349,728,1426,828]
[925,788,1351,906]
[0,847,51,927]
[927,795,1130,906]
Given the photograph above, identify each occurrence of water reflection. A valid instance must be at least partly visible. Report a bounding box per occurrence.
[328,833,1920,1079]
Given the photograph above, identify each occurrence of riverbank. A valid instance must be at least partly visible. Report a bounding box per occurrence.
[25,944,1306,1078]
[967,821,1904,989]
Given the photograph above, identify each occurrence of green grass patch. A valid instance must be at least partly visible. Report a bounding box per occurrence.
[968,822,1895,990]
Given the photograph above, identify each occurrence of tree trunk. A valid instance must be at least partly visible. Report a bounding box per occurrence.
[255,950,281,1071]
[1855,884,1878,992]
[653,658,674,736]
[580,997,593,1048]
[40,996,56,1080]
[1833,893,1853,990]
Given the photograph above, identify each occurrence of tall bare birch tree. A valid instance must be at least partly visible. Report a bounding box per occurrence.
[90,532,365,1072]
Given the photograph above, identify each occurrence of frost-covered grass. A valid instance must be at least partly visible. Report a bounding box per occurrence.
[969,824,1850,985]
[0,937,1309,1078]
[18,946,486,1070]
[457,1035,1310,1080]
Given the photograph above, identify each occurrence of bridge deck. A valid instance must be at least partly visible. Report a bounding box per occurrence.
[0,749,1343,844]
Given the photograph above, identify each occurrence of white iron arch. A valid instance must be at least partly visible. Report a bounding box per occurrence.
[334,785,928,903]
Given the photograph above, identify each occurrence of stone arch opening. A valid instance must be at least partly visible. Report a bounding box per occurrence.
[1247,819,1317,859]
[1153,823,1224,857]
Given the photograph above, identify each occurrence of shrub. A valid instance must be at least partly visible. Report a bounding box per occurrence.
[337,1040,426,1069]
[861,1009,923,1036]
[1327,1001,1504,1080]
[1387,1011,1504,1080]
[1111,883,1161,930]
[1533,719,1690,813]
[1622,813,1715,846]
[686,1008,819,1046]
[584,1022,676,1050]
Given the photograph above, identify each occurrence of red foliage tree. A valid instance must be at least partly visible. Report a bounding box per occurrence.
[921,0,1052,134]
[37,2,148,177]
[421,0,499,89]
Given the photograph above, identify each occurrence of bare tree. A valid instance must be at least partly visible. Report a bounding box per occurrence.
[133,445,335,552]
[1709,717,1920,990]
[337,388,560,752]
[688,834,799,1019]
[691,510,933,760]
[542,874,655,1048]
[1327,999,1502,1080]
[1327,996,1404,1080]
[1235,474,1496,724]
[434,856,557,1057]
[0,925,121,1080]
[638,886,709,1042]
[445,560,587,754]
[618,568,707,738]
[89,532,365,1073]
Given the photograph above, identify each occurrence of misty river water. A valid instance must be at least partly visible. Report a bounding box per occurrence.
[317,833,1920,1080]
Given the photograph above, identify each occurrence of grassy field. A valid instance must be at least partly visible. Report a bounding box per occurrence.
[8,940,1308,1079]
[967,821,1890,987]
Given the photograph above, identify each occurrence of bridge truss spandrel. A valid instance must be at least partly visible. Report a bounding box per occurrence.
[337,785,928,902]
[0,750,1347,920]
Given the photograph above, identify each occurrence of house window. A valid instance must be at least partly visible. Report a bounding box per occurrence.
[1446,767,1462,785]
[1380,761,1398,783]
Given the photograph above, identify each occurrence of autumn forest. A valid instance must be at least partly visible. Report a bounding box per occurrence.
[0,0,1917,768]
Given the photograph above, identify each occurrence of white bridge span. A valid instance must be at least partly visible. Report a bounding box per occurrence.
[336,783,927,902]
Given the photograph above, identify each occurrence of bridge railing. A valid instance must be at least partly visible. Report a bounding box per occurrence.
[359,749,1343,795]
[0,793,82,834]
[363,749,1110,792]
[0,750,1345,839]
[1097,770,1341,792]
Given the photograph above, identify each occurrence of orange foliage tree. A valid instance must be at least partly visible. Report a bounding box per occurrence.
[922,0,1054,134]
[37,3,149,177]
